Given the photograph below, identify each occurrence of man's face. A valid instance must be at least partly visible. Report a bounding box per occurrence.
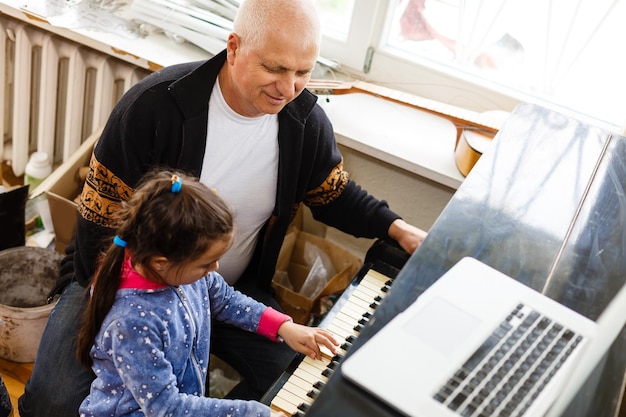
[224,30,319,117]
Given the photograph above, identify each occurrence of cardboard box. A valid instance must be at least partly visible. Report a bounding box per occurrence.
[30,128,101,253]
[272,230,362,324]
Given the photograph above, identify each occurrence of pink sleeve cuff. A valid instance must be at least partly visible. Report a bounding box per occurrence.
[257,307,292,342]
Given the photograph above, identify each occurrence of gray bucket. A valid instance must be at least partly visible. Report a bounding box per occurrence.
[0,246,62,362]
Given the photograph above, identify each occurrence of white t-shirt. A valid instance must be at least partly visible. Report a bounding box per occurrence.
[200,79,279,284]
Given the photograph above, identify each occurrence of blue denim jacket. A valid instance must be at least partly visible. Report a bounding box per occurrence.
[79,271,271,417]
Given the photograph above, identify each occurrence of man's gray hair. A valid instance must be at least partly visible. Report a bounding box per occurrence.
[233,0,321,53]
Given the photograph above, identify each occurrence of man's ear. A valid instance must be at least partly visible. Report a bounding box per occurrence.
[226,33,240,64]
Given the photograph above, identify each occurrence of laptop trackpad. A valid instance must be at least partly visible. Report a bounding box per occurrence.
[403,297,481,355]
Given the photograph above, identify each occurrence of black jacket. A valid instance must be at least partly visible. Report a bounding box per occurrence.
[61,49,400,294]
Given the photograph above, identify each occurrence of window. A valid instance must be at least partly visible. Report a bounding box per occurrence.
[315,0,354,41]
[315,0,378,70]
[316,0,626,133]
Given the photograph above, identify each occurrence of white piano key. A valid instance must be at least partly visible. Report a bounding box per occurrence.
[268,267,396,415]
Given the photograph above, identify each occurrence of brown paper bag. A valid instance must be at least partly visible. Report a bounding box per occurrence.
[272,230,361,324]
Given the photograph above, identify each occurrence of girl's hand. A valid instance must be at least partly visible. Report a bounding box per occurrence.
[277,321,339,360]
[271,411,288,417]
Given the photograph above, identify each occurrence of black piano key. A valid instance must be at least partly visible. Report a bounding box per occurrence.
[307,388,320,400]
[313,381,325,390]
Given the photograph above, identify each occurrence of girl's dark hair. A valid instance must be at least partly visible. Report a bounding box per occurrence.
[76,169,233,368]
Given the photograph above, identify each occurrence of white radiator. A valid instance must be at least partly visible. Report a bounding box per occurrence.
[0,15,151,177]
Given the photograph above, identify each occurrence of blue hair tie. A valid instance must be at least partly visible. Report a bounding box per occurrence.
[113,235,127,248]
[171,175,182,193]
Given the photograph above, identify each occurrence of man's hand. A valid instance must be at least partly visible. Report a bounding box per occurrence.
[388,218,428,254]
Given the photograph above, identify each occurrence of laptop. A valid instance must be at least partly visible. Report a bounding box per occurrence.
[341,257,610,417]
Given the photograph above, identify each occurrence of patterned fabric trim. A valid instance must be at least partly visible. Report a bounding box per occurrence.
[305,161,348,207]
[290,202,301,222]
[78,154,133,228]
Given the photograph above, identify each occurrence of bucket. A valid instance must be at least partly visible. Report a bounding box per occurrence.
[0,246,62,363]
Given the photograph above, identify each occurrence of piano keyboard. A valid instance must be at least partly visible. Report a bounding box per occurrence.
[269,269,394,416]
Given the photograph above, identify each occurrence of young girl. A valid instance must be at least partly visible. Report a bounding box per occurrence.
[76,170,338,417]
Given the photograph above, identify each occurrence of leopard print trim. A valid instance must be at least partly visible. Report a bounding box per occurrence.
[77,154,133,228]
[305,162,348,207]
[291,202,301,221]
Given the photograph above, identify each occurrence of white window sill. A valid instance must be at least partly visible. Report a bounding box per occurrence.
[317,92,464,190]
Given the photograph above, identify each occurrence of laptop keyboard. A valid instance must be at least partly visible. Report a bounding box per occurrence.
[433,303,583,417]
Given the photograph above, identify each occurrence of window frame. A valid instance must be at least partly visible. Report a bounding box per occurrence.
[317,0,625,134]
[319,0,384,71]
